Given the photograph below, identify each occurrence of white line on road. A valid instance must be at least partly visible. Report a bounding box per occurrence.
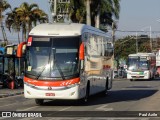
[46,106,73,117]
[0,103,18,108]
[17,106,39,111]
[58,106,72,111]
[96,104,113,111]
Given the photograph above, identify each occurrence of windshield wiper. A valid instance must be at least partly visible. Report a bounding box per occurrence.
[36,65,47,80]
[36,49,52,80]
[54,60,65,80]
[52,48,65,80]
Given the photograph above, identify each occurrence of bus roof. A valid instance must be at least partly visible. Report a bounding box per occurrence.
[129,53,155,57]
[29,23,111,37]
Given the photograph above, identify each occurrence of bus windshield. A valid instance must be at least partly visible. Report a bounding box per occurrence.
[128,57,149,71]
[26,37,80,80]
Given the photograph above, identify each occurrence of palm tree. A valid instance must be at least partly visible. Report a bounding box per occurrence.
[5,8,21,43]
[0,0,11,22]
[92,0,120,28]
[49,0,86,23]
[49,0,120,30]
[86,0,91,25]
[15,2,48,41]
[0,0,11,44]
[68,0,86,23]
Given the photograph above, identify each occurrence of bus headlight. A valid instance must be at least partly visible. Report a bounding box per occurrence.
[127,72,131,75]
[144,72,148,76]
[24,82,35,88]
[67,83,79,88]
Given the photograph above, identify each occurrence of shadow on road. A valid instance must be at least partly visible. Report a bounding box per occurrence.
[41,89,158,106]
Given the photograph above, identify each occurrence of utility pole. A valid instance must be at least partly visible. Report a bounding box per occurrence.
[86,0,91,26]
[112,22,116,70]
[1,24,8,45]
[149,26,152,52]
[53,0,57,22]
[136,32,138,53]
[49,0,70,22]
[49,0,57,22]
[112,22,115,44]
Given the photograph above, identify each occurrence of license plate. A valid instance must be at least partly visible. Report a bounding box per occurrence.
[45,93,55,96]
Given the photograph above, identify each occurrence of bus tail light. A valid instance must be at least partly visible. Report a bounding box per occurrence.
[79,42,84,60]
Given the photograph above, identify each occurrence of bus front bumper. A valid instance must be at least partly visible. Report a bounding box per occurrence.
[127,71,150,79]
[24,83,85,100]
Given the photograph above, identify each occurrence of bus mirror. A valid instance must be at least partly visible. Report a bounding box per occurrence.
[17,42,26,57]
[79,43,84,60]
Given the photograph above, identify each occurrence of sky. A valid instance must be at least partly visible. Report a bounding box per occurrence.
[117,0,160,38]
[1,0,160,42]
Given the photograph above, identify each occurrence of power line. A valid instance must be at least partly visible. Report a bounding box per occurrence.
[116,29,160,33]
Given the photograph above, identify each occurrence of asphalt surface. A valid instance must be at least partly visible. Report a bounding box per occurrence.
[0,78,124,98]
[0,86,24,98]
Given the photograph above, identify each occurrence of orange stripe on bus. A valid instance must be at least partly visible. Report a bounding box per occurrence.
[24,77,80,87]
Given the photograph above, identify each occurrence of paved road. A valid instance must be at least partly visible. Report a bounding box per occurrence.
[1,78,160,120]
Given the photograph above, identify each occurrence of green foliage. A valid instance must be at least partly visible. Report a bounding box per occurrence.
[5,2,48,42]
[0,0,11,22]
[50,0,120,28]
[91,0,120,27]
[0,42,7,47]
[114,36,152,61]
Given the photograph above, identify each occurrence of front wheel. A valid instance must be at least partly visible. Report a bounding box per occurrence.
[80,84,90,104]
[101,80,108,96]
[130,79,134,81]
[35,99,44,105]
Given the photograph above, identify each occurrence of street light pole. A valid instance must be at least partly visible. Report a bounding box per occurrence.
[49,0,57,22]
[149,26,152,52]
[141,26,152,52]
[136,32,138,53]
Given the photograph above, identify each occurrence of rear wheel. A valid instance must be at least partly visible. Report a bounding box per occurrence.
[35,99,44,105]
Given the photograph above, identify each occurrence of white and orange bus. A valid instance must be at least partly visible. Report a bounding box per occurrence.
[127,53,156,81]
[22,23,114,105]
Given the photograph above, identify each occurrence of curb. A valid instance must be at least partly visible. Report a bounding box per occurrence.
[113,78,127,81]
[0,91,24,98]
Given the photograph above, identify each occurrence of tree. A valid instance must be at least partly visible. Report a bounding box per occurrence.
[49,0,86,23]
[49,0,120,31]
[114,36,152,65]
[0,0,11,22]
[7,2,48,41]
[0,0,11,44]
[68,0,86,23]
[91,0,120,28]
[5,8,21,43]
[86,0,91,25]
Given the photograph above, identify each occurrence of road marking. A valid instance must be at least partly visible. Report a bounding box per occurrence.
[17,106,39,111]
[45,106,73,117]
[96,105,113,111]
[58,106,72,111]
[16,118,35,120]
[76,118,92,120]
[0,94,23,100]
[0,103,18,108]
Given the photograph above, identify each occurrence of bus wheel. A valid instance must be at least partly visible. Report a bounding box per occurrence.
[35,99,44,105]
[101,79,108,96]
[130,79,133,81]
[81,83,90,103]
